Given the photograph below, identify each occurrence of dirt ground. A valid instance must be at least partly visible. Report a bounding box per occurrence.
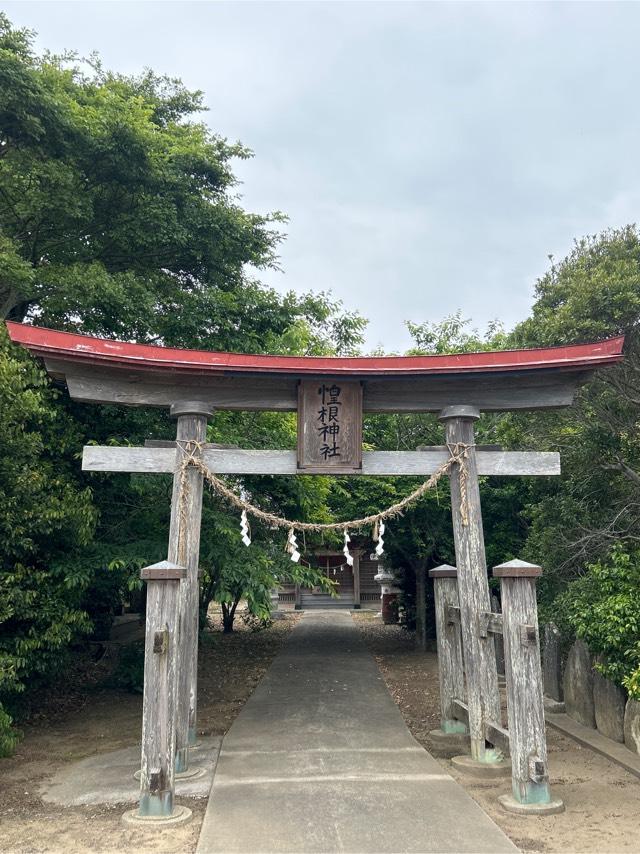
[354,612,640,854]
[0,614,297,853]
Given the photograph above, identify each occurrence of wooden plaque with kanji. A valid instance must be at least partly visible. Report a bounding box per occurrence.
[297,380,363,474]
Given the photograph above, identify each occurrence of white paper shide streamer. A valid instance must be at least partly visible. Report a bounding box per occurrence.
[375,521,385,556]
[287,528,301,563]
[240,508,251,546]
[343,530,354,567]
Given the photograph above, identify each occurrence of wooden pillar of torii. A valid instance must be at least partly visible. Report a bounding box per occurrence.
[440,405,501,762]
[166,402,211,770]
[5,321,624,821]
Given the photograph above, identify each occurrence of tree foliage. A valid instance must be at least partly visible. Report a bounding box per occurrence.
[509,228,640,597]
[0,13,366,355]
[0,326,95,750]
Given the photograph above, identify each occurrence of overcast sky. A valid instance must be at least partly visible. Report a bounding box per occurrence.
[5,1,640,351]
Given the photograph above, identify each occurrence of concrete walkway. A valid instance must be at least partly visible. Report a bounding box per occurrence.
[197,612,517,854]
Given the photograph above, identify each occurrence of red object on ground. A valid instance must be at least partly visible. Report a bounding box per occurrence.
[4,322,625,378]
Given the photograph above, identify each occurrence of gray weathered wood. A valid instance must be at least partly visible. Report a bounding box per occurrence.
[478,610,504,636]
[139,564,182,817]
[430,566,466,734]
[145,440,238,450]
[82,446,560,477]
[440,407,502,762]
[492,595,506,677]
[297,380,363,473]
[450,699,509,756]
[485,719,511,757]
[167,411,209,770]
[50,358,587,413]
[363,375,582,412]
[494,559,556,805]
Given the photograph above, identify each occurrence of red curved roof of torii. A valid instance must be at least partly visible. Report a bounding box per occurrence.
[5,322,625,378]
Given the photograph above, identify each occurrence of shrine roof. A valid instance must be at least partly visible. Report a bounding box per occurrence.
[5,323,625,378]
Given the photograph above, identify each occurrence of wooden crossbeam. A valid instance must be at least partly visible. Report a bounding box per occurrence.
[82,446,560,476]
[451,698,510,755]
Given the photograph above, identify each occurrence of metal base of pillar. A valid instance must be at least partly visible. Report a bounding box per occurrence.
[451,754,511,778]
[498,794,565,815]
[122,805,193,826]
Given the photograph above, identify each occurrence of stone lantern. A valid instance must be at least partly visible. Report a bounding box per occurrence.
[374,561,400,624]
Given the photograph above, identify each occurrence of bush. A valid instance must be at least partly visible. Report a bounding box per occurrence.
[552,545,640,698]
[0,705,19,757]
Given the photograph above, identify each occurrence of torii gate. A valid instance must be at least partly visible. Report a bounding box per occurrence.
[6,322,624,823]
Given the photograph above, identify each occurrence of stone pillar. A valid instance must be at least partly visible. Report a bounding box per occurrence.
[429,565,467,745]
[563,640,596,728]
[439,406,501,764]
[123,561,191,825]
[168,402,211,771]
[494,559,564,815]
[593,668,626,742]
[543,622,564,706]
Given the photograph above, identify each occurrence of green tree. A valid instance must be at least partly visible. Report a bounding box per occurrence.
[510,227,640,596]
[0,327,95,752]
[0,14,366,356]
